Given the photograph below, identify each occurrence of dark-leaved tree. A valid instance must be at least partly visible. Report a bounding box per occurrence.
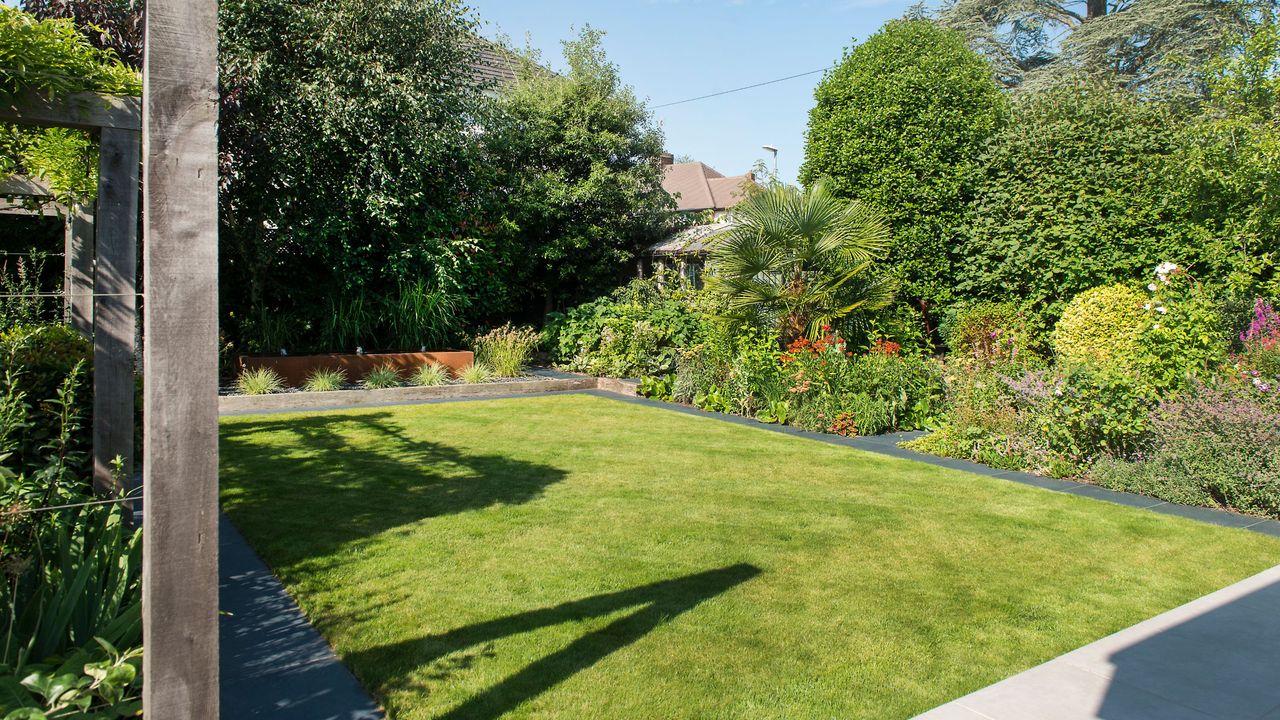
[485,27,678,318]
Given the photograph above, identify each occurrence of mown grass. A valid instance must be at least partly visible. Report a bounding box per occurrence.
[220,394,1280,720]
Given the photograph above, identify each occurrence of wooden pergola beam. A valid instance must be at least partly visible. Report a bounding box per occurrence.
[141,0,221,715]
[0,90,140,131]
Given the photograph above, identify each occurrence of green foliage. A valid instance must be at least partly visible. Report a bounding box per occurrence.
[853,303,933,357]
[957,82,1190,333]
[1093,381,1280,518]
[485,27,678,311]
[0,7,135,205]
[912,361,1156,475]
[410,362,450,388]
[939,300,1035,362]
[235,368,286,396]
[1134,268,1229,391]
[218,0,487,351]
[301,368,346,393]
[707,181,894,344]
[473,324,539,378]
[546,275,705,378]
[361,365,403,390]
[1,505,141,671]
[1053,284,1147,372]
[458,362,494,384]
[0,6,139,96]
[800,19,1006,307]
[637,375,673,402]
[0,255,58,333]
[781,332,944,435]
[1166,12,1280,298]
[0,325,92,474]
[21,0,144,69]
[0,352,141,704]
[0,638,143,719]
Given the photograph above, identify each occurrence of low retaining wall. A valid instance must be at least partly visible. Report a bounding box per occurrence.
[238,351,475,387]
[219,372,629,414]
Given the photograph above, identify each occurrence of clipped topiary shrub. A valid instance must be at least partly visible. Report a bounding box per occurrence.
[1053,284,1146,372]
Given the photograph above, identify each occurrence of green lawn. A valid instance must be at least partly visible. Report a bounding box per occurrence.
[220,394,1280,720]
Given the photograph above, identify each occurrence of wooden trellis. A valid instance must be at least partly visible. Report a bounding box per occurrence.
[0,91,140,497]
[3,0,221,713]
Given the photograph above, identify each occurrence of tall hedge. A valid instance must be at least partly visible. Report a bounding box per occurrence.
[800,19,1005,311]
[956,82,1195,334]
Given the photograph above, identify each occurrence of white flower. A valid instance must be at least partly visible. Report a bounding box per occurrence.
[1148,283,1158,292]
[1143,303,1152,310]
[1156,306,1167,314]
[1153,323,1161,329]
[1155,261,1179,283]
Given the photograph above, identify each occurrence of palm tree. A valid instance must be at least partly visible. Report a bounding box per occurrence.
[707,180,895,344]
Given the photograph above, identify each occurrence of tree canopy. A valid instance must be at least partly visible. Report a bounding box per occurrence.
[217,0,493,351]
[485,27,677,316]
[937,0,1260,95]
[799,19,1005,312]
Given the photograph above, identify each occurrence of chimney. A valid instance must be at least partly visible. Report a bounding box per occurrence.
[659,152,674,167]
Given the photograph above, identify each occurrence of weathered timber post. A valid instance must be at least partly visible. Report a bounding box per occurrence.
[92,128,140,495]
[140,0,221,714]
[64,204,94,334]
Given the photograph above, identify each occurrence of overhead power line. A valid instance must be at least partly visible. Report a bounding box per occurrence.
[651,67,831,109]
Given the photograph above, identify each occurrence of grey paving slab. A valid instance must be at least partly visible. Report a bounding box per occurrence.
[220,514,384,719]
[914,704,997,719]
[914,565,1280,720]
[1062,484,1171,509]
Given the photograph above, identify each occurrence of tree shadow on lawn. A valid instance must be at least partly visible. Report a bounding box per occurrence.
[346,563,762,720]
[219,411,570,567]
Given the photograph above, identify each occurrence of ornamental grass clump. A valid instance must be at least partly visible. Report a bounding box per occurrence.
[362,364,402,390]
[236,368,286,395]
[411,362,450,387]
[459,362,495,384]
[474,324,540,377]
[303,367,346,392]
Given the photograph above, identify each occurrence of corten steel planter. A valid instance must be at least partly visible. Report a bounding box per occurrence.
[237,351,474,387]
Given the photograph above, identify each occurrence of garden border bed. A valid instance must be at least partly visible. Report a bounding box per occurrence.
[238,350,476,387]
[217,370,637,414]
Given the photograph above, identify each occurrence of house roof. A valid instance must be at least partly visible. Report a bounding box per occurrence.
[648,221,734,256]
[469,39,523,86]
[662,162,755,212]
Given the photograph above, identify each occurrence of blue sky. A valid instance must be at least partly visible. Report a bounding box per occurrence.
[469,0,918,185]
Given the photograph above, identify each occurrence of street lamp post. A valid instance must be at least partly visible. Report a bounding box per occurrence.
[762,144,778,181]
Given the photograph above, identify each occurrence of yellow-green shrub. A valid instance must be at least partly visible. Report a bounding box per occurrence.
[1053,285,1146,372]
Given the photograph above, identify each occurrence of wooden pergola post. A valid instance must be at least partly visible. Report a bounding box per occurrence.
[65,204,94,334]
[140,0,221,715]
[92,128,139,494]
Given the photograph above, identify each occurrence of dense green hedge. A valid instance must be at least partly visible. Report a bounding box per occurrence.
[800,19,1005,309]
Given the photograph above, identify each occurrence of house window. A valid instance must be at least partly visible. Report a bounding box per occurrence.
[683,258,704,288]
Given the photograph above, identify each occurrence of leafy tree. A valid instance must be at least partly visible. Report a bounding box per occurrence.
[217,0,493,351]
[937,0,1259,94]
[956,82,1194,334]
[1167,9,1280,297]
[20,0,142,68]
[485,27,677,317]
[800,19,1005,315]
[707,180,894,344]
